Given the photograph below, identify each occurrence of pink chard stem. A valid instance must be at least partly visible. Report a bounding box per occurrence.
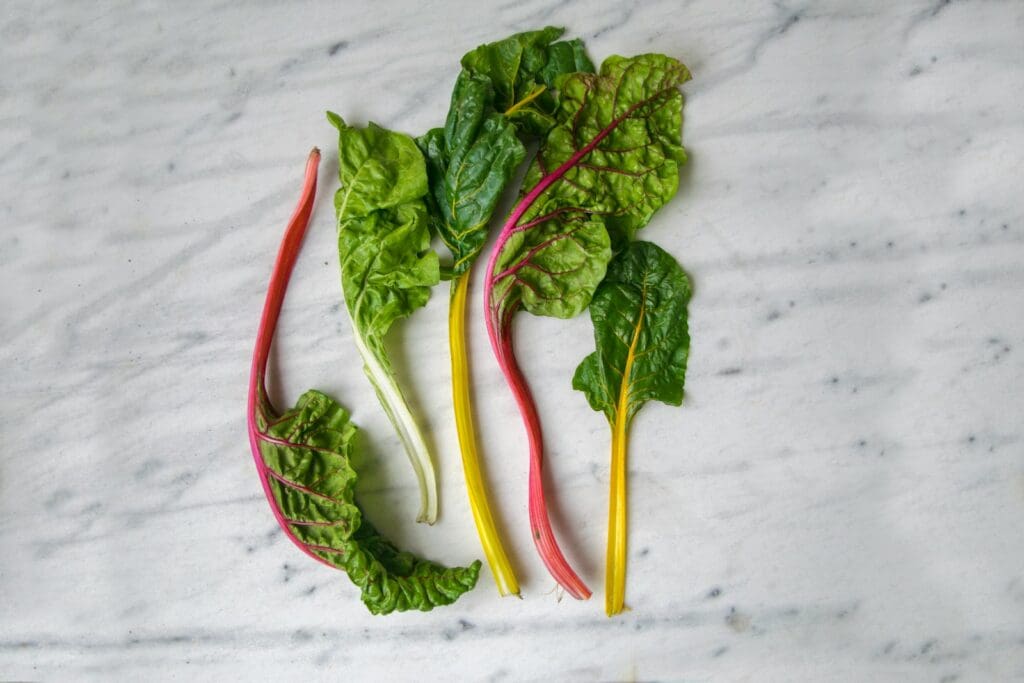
[246,148,331,568]
[499,329,592,600]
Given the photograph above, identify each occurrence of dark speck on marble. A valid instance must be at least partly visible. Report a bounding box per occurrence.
[44,488,73,510]
[133,458,162,481]
[726,607,751,633]
[328,40,349,56]
[707,586,722,599]
[779,12,801,34]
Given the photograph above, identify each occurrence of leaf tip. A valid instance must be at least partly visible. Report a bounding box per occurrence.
[326,111,346,130]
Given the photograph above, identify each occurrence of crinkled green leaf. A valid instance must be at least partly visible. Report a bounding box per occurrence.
[572,241,691,424]
[461,26,595,136]
[491,53,690,320]
[255,390,481,614]
[329,113,429,218]
[522,53,690,247]
[330,116,438,348]
[491,215,612,319]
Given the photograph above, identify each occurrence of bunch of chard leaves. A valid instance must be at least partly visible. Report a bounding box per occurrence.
[573,240,691,615]
[247,30,694,617]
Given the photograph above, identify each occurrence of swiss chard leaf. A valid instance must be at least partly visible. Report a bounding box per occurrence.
[489,53,691,324]
[418,28,594,277]
[418,72,526,276]
[571,240,691,617]
[253,390,481,615]
[328,114,441,524]
[246,149,478,615]
[572,240,692,425]
[461,26,595,135]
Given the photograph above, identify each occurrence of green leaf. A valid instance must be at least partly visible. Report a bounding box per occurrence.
[461,26,595,135]
[418,29,593,277]
[331,115,429,218]
[522,53,690,248]
[329,115,441,524]
[491,53,690,321]
[418,72,526,276]
[491,215,612,319]
[255,390,481,614]
[330,114,438,381]
[572,241,692,424]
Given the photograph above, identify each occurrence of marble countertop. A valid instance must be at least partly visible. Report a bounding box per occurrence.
[2,1,1023,680]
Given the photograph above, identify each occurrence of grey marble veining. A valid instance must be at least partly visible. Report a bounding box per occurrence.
[2,0,1023,680]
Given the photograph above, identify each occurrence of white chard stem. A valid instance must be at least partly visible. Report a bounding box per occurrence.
[349,312,438,524]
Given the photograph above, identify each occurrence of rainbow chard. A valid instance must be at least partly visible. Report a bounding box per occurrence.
[572,241,692,616]
[417,27,593,597]
[328,114,441,524]
[247,150,480,615]
[482,54,691,599]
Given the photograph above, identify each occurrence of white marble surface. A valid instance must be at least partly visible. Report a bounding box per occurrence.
[2,0,1023,680]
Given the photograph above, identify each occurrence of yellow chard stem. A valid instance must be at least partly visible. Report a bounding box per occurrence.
[449,273,520,596]
[606,413,629,616]
[607,292,645,617]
